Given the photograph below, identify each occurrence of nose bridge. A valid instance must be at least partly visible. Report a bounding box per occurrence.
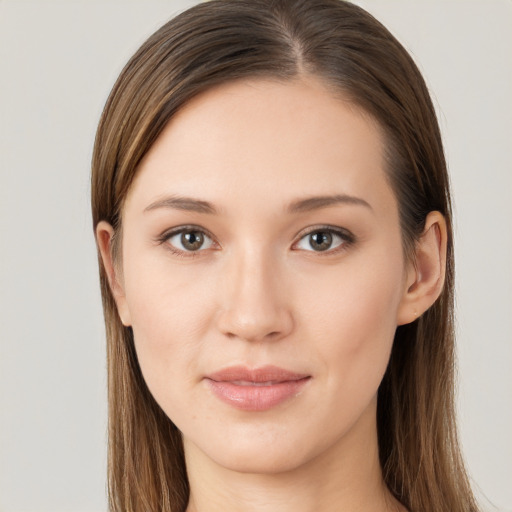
[216,244,293,342]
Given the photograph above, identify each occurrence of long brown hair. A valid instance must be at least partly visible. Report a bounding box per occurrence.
[91,1,478,511]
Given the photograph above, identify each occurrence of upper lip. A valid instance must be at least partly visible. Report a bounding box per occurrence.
[206,365,310,384]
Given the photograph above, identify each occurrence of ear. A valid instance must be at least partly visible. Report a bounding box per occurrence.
[397,211,448,326]
[95,220,132,326]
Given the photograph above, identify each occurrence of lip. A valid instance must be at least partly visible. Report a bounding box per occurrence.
[204,365,311,412]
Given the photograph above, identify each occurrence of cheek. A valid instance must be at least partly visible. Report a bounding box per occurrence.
[298,249,404,387]
[122,253,219,399]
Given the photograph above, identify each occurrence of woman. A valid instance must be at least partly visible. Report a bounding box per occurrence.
[91,0,479,510]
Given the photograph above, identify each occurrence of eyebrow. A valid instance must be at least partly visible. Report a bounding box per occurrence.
[143,193,372,215]
[287,194,373,213]
[144,195,217,214]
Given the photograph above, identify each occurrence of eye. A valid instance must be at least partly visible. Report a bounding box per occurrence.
[294,227,353,253]
[164,228,215,253]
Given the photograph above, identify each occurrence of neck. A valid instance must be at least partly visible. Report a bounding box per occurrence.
[184,399,405,512]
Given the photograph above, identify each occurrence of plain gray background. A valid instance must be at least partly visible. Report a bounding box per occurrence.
[1,1,511,511]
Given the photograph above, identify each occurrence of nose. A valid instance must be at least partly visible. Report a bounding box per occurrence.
[215,249,294,343]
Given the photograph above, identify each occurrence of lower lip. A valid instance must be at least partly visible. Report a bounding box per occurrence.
[205,378,310,412]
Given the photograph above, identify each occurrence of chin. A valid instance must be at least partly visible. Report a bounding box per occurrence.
[195,435,314,475]
[182,411,360,478]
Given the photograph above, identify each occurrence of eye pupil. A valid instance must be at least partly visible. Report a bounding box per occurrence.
[310,231,332,251]
[181,231,204,251]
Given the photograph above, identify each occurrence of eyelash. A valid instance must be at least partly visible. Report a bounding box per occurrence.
[155,225,217,259]
[155,224,356,259]
[294,225,356,255]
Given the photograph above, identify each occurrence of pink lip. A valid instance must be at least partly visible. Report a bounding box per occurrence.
[204,365,311,412]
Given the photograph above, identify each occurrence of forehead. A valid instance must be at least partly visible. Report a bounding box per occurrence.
[124,75,395,218]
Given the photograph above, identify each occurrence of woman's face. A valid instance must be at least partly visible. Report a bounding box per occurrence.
[112,76,414,474]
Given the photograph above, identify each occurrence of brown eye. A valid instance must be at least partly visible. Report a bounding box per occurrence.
[308,231,333,251]
[165,229,214,253]
[181,231,205,251]
[295,228,351,253]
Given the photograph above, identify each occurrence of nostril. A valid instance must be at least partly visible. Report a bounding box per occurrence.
[223,329,282,342]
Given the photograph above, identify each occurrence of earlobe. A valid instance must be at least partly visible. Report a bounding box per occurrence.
[397,211,448,326]
[95,221,132,326]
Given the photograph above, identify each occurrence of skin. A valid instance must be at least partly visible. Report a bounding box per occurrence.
[97,75,447,512]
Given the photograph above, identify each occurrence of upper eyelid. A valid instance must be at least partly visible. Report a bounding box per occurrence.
[158,225,216,242]
[293,224,354,241]
[157,224,354,248]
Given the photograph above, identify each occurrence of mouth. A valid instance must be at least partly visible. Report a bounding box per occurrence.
[204,365,311,412]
